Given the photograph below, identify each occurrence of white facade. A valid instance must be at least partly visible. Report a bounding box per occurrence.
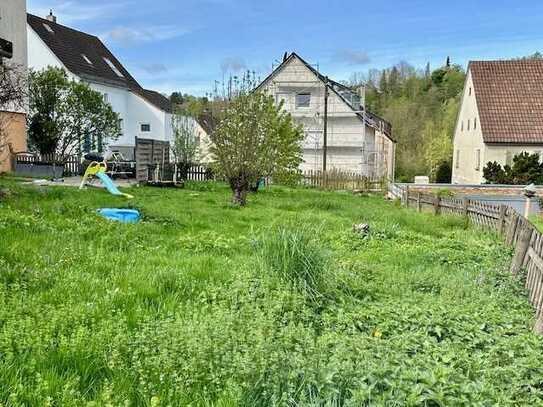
[452,68,543,184]
[27,23,172,158]
[260,55,395,178]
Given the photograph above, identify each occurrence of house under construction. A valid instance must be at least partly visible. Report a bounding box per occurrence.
[257,52,395,179]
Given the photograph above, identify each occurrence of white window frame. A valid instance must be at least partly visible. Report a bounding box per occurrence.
[295,93,311,109]
[81,54,93,65]
[475,149,481,171]
[43,23,54,33]
[140,123,151,133]
[103,57,125,78]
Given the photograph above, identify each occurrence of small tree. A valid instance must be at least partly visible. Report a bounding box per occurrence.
[0,62,27,166]
[28,67,121,161]
[210,92,303,206]
[171,112,199,179]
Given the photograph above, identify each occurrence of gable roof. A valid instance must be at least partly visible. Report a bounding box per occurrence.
[27,13,171,113]
[470,59,543,144]
[257,52,394,142]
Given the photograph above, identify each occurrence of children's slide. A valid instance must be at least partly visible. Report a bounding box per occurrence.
[80,161,134,199]
[95,172,133,199]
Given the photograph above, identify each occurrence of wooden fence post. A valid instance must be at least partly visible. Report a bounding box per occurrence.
[534,316,543,335]
[434,196,441,216]
[405,186,410,208]
[498,205,507,236]
[506,212,518,247]
[510,225,533,275]
[462,198,469,217]
[417,192,422,212]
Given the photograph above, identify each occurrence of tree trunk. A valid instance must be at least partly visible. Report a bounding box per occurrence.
[230,176,249,206]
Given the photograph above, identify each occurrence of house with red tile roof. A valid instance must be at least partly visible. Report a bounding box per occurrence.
[452,59,543,184]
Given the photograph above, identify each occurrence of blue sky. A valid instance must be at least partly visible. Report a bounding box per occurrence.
[27,0,543,96]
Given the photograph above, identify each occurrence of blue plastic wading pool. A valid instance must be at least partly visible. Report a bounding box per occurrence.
[97,208,141,224]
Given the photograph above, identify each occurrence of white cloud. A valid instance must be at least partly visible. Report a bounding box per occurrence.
[220,57,247,73]
[28,0,130,24]
[335,50,371,66]
[141,64,169,75]
[102,25,189,45]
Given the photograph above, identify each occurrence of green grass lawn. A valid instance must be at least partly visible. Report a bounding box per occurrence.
[1,178,542,406]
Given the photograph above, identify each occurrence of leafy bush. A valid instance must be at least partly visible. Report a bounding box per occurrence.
[484,152,543,184]
[435,160,452,183]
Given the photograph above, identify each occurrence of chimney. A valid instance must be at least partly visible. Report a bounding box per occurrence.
[46,10,57,23]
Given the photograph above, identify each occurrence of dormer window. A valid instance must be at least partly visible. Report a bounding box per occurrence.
[43,23,54,33]
[103,57,124,78]
[81,54,93,65]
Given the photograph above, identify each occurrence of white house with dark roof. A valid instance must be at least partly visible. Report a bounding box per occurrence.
[27,11,173,159]
[452,60,543,184]
[257,53,395,178]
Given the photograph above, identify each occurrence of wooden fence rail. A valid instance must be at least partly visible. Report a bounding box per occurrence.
[395,185,543,333]
[302,170,384,192]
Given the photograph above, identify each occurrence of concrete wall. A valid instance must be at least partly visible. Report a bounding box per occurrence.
[0,0,27,73]
[452,70,486,184]
[261,56,394,178]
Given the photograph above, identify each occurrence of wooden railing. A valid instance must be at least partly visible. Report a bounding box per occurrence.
[302,169,384,192]
[396,185,543,333]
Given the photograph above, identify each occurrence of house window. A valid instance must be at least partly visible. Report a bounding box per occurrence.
[103,57,125,78]
[103,93,109,103]
[475,149,481,171]
[469,87,472,96]
[141,123,151,132]
[43,23,54,33]
[81,54,93,65]
[506,151,513,166]
[295,93,311,108]
[456,150,460,169]
[474,118,477,130]
[461,121,464,131]
[467,119,471,131]
[118,118,124,134]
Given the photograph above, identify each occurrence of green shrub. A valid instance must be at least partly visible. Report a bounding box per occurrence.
[254,225,328,300]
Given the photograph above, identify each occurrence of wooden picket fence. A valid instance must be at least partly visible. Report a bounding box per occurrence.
[15,153,82,176]
[302,169,385,192]
[399,186,543,333]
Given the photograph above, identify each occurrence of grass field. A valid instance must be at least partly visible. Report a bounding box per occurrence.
[1,178,542,406]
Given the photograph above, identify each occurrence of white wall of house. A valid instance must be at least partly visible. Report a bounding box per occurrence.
[261,56,394,178]
[452,70,486,184]
[27,23,172,155]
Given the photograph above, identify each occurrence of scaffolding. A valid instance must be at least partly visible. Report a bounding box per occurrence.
[264,62,392,179]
